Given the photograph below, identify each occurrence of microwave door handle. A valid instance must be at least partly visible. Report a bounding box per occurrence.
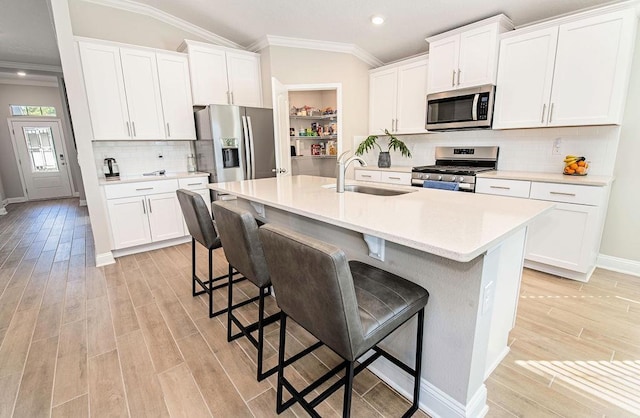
[247,116,256,179]
[472,94,479,121]
[241,115,252,180]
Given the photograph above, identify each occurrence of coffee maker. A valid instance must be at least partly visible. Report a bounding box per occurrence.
[103,158,120,179]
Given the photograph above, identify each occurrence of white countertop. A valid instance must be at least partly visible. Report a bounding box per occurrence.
[477,170,613,186]
[99,172,209,185]
[354,166,413,173]
[208,175,553,262]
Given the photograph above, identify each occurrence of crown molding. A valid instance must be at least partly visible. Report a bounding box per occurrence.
[0,61,62,73]
[248,35,383,67]
[0,73,59,88]
[80,0,243,49]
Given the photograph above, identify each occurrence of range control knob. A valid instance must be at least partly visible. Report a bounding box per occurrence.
[435,175,443,181]
[458,176,466,182]
[443,175,456,182]
[422,174,429,180]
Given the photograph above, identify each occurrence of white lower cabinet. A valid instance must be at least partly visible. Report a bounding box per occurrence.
[476,177,609,281]
[354,168,411,186]
[146,192,186,242]
[107,196,152,248]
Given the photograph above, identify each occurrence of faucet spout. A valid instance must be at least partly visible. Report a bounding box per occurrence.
[336,153,367,193]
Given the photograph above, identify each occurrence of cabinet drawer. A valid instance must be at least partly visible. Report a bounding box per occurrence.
[355,170,382,182]
[476,178,531,198]
[529,182,603,206]
[104,179,179,199]
[178,176,209,190]
[380,172,411,185]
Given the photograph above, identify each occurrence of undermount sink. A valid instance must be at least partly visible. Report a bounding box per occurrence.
[324,184,416,196]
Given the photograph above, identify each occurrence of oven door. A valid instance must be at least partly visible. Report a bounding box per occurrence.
[426,85,494,131]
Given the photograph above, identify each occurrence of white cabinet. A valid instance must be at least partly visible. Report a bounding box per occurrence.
[476,176,610,282]
[369,56,428,135]
[146,192,185,242]
[107,196,152,248]
[426,15,513,94]
[355,168,411,186]
[79,40,196,141]
[179,40,262,107]
[493,8,637,129]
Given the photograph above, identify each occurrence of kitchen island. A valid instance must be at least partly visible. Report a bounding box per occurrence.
[208,175,553,418]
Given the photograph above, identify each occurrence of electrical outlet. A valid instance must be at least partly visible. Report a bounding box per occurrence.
[482,281,494,315]
[552,138,562,155]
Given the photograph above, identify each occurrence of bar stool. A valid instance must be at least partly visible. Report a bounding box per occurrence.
[259,224,430,417]
[176,189,255,318]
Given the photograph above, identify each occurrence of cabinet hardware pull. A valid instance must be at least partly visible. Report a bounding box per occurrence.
[187,182,201,186]
[389,176,401,180]
[166,123,170,137]
[550,191,576,197]
[230,92,234,104]
[148,199,152,213]
[457,69,461,86]
[395,119,399,131]
[452,70,456,87]
[541,104,546,123]
[136,187,153,191]
[549,103,554,123]
[361,175,372,178]
[132,121,137,137]
[227,91,231,104]
[142,199,146,214]
[126,121,131,136]
[490,186,511,190]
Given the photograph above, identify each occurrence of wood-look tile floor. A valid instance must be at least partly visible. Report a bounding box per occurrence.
[0,199,638,417]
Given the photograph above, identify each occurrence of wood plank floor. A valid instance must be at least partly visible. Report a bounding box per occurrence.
[0,198,638,417]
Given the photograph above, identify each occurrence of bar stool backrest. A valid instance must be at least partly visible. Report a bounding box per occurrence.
[211,201,270,288]
[259,224,364,361]
[176,189,218,249]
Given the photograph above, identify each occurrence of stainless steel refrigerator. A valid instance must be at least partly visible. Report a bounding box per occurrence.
[194,105,276,189]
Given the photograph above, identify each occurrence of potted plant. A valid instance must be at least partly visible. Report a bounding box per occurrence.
[355,129,412,168]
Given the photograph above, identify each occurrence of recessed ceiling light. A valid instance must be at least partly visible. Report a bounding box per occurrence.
[16,71,26,77]
[371,15,385,25]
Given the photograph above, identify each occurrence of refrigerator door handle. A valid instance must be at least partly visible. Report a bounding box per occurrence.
[246,116,257,179]
[241,115,252,180]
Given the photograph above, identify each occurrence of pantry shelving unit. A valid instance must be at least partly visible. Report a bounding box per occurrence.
[289,113,338,158]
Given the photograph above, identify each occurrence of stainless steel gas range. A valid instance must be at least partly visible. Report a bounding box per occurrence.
[411,146,499,192]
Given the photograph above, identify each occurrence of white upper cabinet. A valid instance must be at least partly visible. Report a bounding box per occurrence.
[426,15,513,94]
[180,40,263,107]
[369,56,428,135]
[156,53,196,139]
[493,7,638,129]
[78,42,130,140]
[120,48,166,140]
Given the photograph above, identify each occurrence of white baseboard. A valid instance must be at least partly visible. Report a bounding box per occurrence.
[95,252,116,267]
[0,207,7,215]
[112,236,191,258]
[73,191,80,197]
[79,199,87,207]
[597,254,640,277]
[484,346,509,380]
[5,197,27,204]
[362,352,487,418]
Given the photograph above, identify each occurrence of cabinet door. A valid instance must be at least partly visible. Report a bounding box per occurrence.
[525,202,599,273]
[492,27,558,129]
[78,42,130,140]
[147,192,186,241]
[396,59,428,134]
[107,196,151,249]
[369,68,397,134]
[156,53,196,140]
[549,10,636,126]
[458,25,499,88]
[120,48,166,139]
[182,189,212,234]
[226,52,262,107]
[188,46,229,105]
[426,36,459,93]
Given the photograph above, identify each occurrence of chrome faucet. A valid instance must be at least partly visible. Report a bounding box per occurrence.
[336,151,367,193]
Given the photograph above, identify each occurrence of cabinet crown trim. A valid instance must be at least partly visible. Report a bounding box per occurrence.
[426,14,514,44]
[369,54,428,73]
[178,39,260,58]
[76,36,188,57]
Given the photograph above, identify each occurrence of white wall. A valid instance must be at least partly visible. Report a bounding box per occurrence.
[0,82,83,198]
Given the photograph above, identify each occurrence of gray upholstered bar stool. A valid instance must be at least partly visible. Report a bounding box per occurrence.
[259,224,430,418]
[176,189,255,318]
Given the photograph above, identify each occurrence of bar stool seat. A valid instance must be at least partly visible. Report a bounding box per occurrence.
[259,224,429,417]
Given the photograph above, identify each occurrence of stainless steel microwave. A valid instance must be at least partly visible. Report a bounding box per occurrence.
[426,85,495,131]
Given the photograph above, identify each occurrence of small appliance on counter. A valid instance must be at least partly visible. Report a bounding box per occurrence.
[103,158,120,180]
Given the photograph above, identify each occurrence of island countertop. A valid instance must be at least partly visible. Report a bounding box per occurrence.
[209,175,553,262]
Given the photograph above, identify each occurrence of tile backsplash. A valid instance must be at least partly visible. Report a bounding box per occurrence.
[93,141,195,176]
[355,126,621,176]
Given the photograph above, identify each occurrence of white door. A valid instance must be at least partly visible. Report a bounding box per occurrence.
[11,120,73,200]
[78,41,130,140]
[156,52,196,140]
[271,77,291,177]
[107,196,152,249]
[147,193,185,241]
[427,36,459,93]
[395,59,428,134]
[369,68,398,134]
[458,25,499,88]
[188,45,229,106]
[120,48,166,139]
[226,52,263,107]
[492,27,558,129]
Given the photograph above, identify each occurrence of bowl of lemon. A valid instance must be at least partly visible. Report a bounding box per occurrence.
[563,155,588,175]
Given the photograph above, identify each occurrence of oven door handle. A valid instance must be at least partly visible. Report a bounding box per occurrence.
[472,94,479,121]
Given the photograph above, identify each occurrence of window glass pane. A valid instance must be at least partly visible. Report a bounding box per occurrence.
[22,127,59,173]
[10,105,57,117]
[10,105,28,116]
[41,107,57,116]
[26,106,42,116]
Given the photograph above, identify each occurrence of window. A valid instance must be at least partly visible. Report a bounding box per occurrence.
[22,127,59,173]
[10,105,57,117]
